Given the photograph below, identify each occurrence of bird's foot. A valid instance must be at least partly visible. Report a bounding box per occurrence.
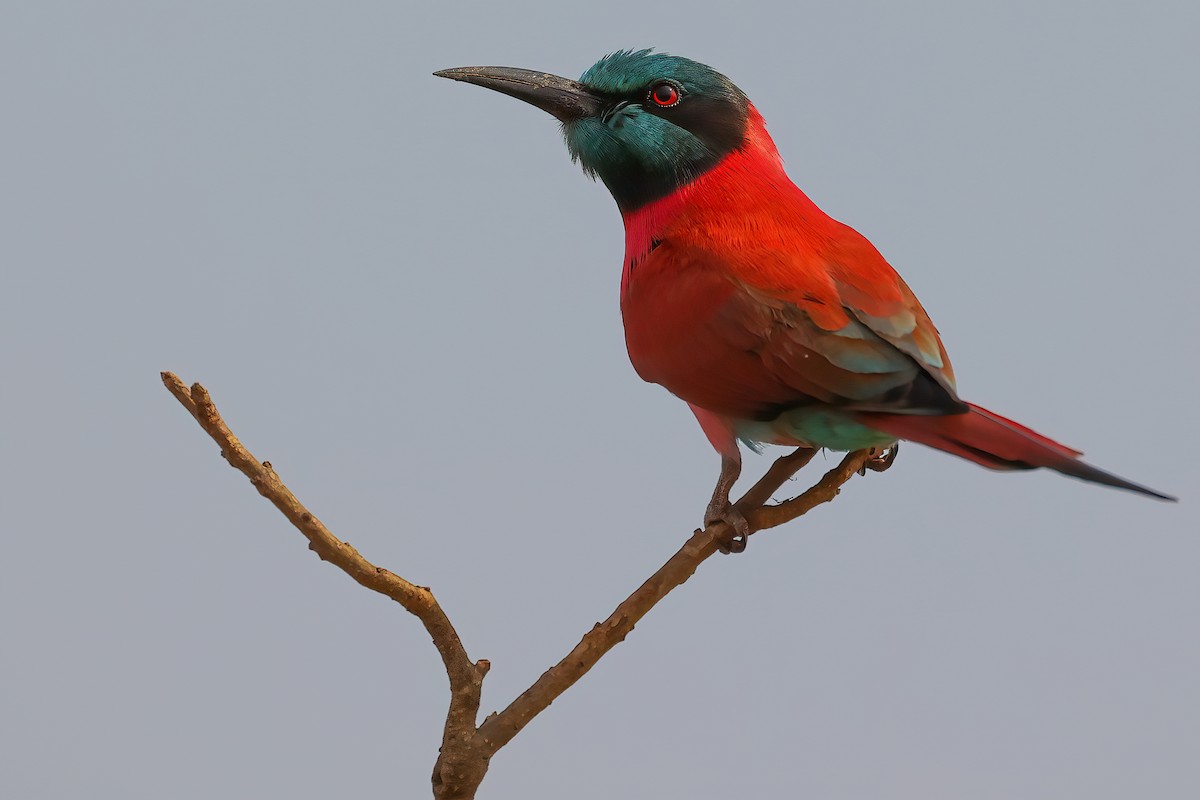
[705,500,750,555]
[859,443,900,475]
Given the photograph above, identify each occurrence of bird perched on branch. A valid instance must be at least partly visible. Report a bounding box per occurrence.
[435,50,1174,551]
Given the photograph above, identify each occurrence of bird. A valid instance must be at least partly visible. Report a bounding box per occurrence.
[434,50,1174,550]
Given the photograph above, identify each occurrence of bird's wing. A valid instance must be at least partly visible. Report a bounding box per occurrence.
[714,271,965,420]
[623,219,964,421]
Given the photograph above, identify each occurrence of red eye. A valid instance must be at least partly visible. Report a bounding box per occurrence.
[649,82,680,108]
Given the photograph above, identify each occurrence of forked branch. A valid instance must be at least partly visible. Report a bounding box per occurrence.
[161,372,882,799]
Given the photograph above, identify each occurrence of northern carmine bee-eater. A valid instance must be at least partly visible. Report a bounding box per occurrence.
[435,50,1174,550]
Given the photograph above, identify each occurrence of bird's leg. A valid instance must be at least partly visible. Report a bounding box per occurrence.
[705,453,750,554]
[860,442,900,474]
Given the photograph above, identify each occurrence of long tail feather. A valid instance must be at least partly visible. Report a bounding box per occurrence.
[863,403,1176,501]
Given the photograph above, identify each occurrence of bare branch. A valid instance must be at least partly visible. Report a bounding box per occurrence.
[476,448,874,753]
[735,445,817,510]
[163,373,881,798]
[161,372,490,798]
[747,449,875,531]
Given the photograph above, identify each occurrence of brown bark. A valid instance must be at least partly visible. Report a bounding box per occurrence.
[161,372,884,799]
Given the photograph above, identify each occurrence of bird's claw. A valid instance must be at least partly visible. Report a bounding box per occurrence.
[706,502,750,554]
[860,443,900,475]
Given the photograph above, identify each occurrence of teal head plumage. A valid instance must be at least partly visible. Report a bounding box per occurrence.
[438,50,750,210]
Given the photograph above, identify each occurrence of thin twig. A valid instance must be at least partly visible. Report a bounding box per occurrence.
[735,446,818,510]
[161,372,490,798]
[476,448,874,753]
[162,372,881,798]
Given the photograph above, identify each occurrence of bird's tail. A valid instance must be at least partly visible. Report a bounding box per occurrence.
[862,403,1175,501]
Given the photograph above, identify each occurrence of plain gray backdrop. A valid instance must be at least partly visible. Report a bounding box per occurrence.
[2,1,1196,798]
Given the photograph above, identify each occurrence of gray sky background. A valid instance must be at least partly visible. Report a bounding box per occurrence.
[2,2,1197,798]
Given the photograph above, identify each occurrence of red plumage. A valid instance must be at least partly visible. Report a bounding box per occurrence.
[434,55,1175,534]
[620,106,1172,501]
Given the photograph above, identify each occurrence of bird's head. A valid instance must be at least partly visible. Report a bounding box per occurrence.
[435,50,751,212]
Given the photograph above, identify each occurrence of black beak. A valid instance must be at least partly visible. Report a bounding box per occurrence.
[433,66,602,122]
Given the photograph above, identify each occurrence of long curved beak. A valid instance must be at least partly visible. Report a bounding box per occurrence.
[433,66,602,122]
